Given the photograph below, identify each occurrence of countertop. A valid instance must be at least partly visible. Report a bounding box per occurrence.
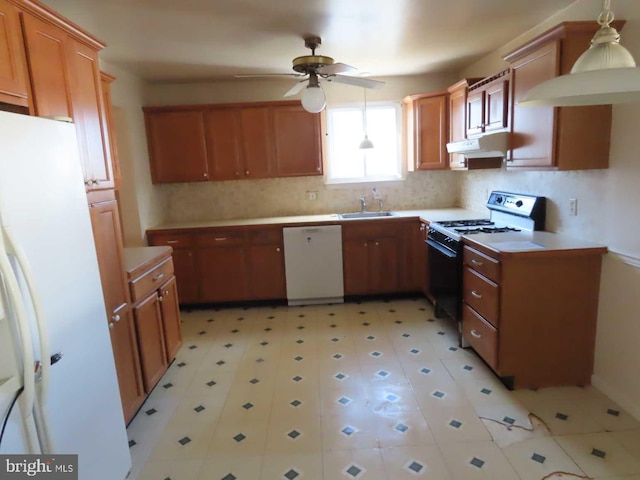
[147,208,486,231]
[146,208,607,256]
[124,246,172,279]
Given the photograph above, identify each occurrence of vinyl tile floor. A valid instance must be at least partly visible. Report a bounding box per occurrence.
[126,298,640,480]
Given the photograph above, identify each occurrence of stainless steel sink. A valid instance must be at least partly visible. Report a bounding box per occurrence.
[338,211,396,219]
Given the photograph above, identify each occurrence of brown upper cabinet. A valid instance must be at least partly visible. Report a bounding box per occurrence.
[144,101,323,184]
[404,91,449,171]
[0,0,28,106]
[5,0,115,191]
[503,21,620,171]
[465,70,509,137]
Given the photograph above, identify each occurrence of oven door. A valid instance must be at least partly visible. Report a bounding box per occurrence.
[427,238,462,321]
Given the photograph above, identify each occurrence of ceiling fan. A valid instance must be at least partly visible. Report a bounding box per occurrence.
[235,36,385,113]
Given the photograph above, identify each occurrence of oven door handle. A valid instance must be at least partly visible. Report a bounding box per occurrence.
[426,239,458,258]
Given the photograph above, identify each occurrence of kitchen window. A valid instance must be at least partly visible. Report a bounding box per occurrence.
[325,103,402,184]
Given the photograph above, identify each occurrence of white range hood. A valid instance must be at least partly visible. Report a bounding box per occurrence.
[446,131,509,159]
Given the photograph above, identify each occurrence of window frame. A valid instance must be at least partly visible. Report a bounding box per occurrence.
[324,101,404,186]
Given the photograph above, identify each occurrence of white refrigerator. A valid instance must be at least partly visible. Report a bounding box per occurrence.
[0,111,131,479]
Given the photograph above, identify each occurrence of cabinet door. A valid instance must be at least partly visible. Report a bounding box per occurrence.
[108,308,144,424]
[21,13,73,119]
[369,237,399,294]
[67,38,113,190]
[133,292,167,392]
[399,221,427,293]
[100,72,121,189]
[239,107,273,178]
[272,105,322,176]
[196,246,247,302]
[414,94,448,170]
[484,79,508,132]
[171,248,199,304]
[158,276,182,362]
[248,244,286,300]
[508,41,558,168]
[89,199,130,316]
[448,87,467,170]
[145,110,209,183]
[0,0,28,106]
[204,108,242,180]
[342,239,370,296]
[466,89,484,136]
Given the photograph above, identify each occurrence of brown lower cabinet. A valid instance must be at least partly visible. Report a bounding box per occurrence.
[124,247,183,407]
[461,242,606,389]
[107,306,144,424]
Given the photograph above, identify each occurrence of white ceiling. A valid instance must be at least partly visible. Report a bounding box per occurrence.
[44,0,578,83]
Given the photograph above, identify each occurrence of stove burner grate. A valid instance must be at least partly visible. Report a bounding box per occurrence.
[455,226,522,234]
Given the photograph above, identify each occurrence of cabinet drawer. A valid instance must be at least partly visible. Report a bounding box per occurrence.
[462,304,498,371]
[463,246,500,282]
[130,258,174,302]
[248,227,282,245]
[463,266,499,327]
[148,233,193,248]
[195,229,245,247]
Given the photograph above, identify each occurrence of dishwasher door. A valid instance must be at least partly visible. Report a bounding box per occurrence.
[283,225,344,306]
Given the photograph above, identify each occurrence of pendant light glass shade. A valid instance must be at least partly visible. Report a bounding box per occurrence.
[301,85,326,113]
[520,0,640,107]
[359,88,374,149]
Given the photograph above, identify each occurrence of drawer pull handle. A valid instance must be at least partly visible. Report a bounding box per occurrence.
[166,240,179,244]
[471,259,483,266]
[214,237,228,241]
[470,329,482,339]
[471,290,482,299]
[153,273,165,281]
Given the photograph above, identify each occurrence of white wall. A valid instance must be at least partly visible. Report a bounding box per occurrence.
[459,0,640,419]
[100,61,165,246]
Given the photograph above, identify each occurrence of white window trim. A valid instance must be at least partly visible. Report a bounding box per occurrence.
[322,101,405,186]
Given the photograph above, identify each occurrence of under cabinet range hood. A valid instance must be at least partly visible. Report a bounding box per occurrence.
[446,131,509,159]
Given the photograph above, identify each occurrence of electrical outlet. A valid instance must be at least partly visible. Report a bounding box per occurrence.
[569,198,578,216]
[306,191,318,201]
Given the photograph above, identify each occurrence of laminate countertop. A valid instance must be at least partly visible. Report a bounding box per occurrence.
[147,208,485,231]
[124,246,172,280]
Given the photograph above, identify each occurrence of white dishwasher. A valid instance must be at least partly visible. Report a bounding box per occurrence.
[283,225,344,306]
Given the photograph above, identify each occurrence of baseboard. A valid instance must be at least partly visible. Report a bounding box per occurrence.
[591,374,640,422]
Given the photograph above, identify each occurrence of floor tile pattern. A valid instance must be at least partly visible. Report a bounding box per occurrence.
[126,298,640,480]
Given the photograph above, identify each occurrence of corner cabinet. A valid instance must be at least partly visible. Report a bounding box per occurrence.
[503,21,620,170]
[143,102,323,184]
[404,91,449,170]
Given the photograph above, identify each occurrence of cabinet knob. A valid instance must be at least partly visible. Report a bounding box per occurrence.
[112,314,120,322]
[364,242,368,247]
[84,180,92,187]
[375,241,379,246]
[108,322,114,330]
[92,179,100,185]
[276,247,281,252]
[203,172,208,178]
[164,290,170,296]
[245,170,250,176]
[316,166,321,172]
[158,295,164,302]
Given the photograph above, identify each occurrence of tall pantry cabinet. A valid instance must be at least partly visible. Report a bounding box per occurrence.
[0,0,145,423]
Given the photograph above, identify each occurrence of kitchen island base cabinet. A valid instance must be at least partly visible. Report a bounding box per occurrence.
[462,244,605,389]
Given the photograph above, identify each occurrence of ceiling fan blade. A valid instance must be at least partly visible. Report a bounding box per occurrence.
[317,62,357,75]
[328,75,385,89]
[234,73,306,78]
[284,80,308,97]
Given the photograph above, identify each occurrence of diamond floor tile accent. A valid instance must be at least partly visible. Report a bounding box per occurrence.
[556,412,569,421]
[395,423,409,433]
[290,400,302,407]
[470,457,485,468]
[344,464,364,477]
[449,420,462,429]
[287,430,301,439]
[221,474,237,480]
[284,469,300,480]
[406,460,424,473]
[531,453,546,464]
[233,433,246,443]
[591,448,606,459]
[337,396,352,406]
[178,436,191,445]
[194,405,205,413]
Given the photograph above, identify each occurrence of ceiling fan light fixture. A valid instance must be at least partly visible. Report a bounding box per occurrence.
[520,0,640,107]
[301,84,326,113]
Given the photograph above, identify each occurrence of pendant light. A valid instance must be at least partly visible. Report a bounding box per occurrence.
[301,72,326,113]
[520,0,640,107]
[359,88,374,149]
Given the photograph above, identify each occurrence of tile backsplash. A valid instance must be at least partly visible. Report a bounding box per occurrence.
[159,170,460,223]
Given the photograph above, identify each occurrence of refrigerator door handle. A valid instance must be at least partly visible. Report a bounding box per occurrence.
[3,225,54,453]
[0,230,40,454]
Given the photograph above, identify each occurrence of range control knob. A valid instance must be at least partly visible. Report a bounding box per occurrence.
[496,196,504,204]
[515,200,523,208]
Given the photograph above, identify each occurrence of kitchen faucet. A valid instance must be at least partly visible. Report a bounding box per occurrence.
[359,195,367,212]
[372,187,383,212]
